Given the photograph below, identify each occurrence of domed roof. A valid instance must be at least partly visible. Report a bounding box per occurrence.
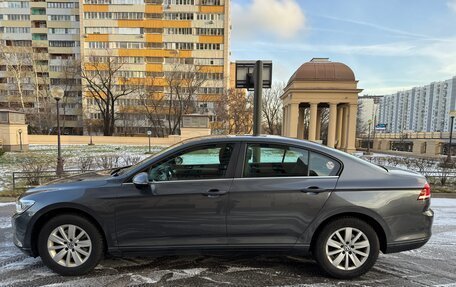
[288,58,355,83]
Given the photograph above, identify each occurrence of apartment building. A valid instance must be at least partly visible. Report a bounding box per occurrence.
[81,0,231,136]
[0,0,230,136]
[378,76,456,133]
[0,0,83,134]
[357,95,382,135]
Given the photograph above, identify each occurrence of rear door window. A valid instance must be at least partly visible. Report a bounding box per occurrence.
[243,143,340,178]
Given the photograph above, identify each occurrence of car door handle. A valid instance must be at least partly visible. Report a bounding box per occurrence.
[301,186,328,194]
[202,189,227,197]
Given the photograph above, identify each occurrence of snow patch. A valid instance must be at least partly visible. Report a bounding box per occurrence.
[0,217,12,229]
[432,198,456,208]
[168,268,206,281]
[0,202,14,207]
[131,273,164,284]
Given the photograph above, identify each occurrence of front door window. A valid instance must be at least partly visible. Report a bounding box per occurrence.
[149,144,234,182]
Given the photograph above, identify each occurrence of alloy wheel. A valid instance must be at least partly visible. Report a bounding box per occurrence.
[325,227,370,271]
[47,224,92,268]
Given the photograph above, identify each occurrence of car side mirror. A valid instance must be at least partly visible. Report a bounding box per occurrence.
[132,172,149,186]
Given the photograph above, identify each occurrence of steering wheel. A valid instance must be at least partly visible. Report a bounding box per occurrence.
[150,163,175,181]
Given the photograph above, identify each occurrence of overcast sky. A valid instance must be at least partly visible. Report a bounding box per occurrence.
[230,0,456,95]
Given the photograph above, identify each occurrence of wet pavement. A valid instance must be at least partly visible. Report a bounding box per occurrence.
[0,199,455,287]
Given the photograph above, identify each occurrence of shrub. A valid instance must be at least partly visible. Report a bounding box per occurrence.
[16,153,56,186]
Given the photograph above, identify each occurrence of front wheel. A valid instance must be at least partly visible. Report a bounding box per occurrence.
[313,217,379,279]
[38,214,104,276]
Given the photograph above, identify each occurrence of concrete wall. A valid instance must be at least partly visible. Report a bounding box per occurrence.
[370,138,445,157]
[28,128,211,146]
[0,124,29,151]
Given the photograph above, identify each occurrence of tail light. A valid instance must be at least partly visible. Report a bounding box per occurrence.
[418,183,431,200]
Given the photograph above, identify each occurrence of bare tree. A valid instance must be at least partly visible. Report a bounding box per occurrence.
[215,88,253,135]
[0,42,57,134]
[163,64,207,135]
[357,100,367,137]
[0,43,33,111]
[59,58,82,132]
[262,82,285,135]
[81,51,137,136]
[138,77,166,137]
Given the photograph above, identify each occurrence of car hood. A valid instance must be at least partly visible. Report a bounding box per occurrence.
[24,171,112,194]
[47,170,113,185]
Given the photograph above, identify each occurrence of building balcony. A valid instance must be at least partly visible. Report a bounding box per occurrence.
[32,40,49,47]
[33,53,49,61]
[30,14,47,21]
[31,27,48,34]
[30,1,47,8]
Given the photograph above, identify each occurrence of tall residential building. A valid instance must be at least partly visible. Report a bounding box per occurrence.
[357,95,382,135]
[378,76,456,133]
[80,0,231,135]
[0,0,83,134]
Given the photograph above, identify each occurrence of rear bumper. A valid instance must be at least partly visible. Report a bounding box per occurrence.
[385,208,433,254]
[385,237,430,253]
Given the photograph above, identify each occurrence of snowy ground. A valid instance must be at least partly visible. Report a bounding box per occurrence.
[0,199,455,287]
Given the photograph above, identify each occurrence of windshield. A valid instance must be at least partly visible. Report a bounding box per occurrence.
[115,142,184,176]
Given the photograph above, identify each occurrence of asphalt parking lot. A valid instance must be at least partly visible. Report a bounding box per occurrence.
[1,198,455,287]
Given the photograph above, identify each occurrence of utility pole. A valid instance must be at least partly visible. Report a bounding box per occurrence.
[448,115,455,163]
[367,119,372,155]
[253,60,263,136]
[52,86,65,177]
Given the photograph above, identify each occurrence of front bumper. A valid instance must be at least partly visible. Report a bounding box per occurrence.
[12,211,36,257]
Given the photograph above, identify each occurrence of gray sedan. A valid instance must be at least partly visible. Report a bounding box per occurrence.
[12,135,433,279]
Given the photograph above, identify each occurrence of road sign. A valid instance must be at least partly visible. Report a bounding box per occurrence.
[235,61,272,90]
[375,124,387,131]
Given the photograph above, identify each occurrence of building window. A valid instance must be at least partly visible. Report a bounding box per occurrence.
[163,13,194,20]
[47,2,79,8]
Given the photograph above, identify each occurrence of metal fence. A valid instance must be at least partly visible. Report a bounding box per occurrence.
[12,169,95,190]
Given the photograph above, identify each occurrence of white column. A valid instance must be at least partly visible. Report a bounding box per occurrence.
[309,103,318,141]
[289,103,299,138]
[341,105,348,150]
[316,109,322,140]
[298,106,304,139]
[327,103,337,148]
[336,106,343,148]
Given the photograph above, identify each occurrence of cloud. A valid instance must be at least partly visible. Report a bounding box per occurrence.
[251,41,417,57]
[231,0,306,40]
[318,15,430,39]
[448,0,456,12]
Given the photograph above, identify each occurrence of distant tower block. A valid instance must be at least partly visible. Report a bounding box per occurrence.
[281,58,363,153]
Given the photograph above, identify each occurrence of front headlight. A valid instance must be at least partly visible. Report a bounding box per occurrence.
[15,199,35,214]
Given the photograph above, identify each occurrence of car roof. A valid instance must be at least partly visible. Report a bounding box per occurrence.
[181,135,329,150]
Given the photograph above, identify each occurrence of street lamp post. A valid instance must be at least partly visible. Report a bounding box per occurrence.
[448,115,455,163]
[18,129,23,151]
[367,119,372,155]
[88,123,94,145]
[52,87,65,177]
[147,130,152,154]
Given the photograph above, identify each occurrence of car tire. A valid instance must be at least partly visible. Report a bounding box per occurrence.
[38,214,104,276]
[313,217,379,279]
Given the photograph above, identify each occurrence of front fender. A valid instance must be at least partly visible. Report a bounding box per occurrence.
[24,202,115,256]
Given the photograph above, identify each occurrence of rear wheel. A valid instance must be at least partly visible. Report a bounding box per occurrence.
[38,214,104,276]
[314,217,379,279]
